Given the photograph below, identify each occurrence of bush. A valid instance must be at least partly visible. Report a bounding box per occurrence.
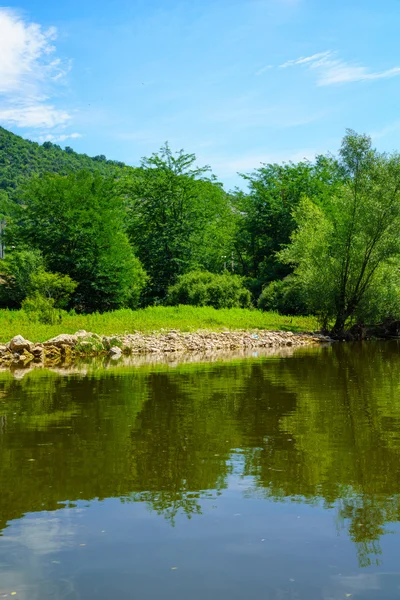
[166,271,252,309]
[353,264,400,325]
[21,293,64,325]
[0,249,45,307]
[258,277,308,315]
[30,271,78,308]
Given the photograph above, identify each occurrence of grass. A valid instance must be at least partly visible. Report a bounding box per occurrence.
[0,305,319,344]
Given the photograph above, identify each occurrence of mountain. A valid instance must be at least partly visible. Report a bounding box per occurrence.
[0,127,130,199]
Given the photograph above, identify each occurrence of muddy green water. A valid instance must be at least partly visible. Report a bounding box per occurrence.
[1,342,400,599]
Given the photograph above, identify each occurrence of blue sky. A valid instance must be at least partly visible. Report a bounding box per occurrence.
[1,0,400,189]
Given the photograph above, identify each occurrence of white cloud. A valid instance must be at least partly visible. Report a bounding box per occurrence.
[256,64,273,76]
[0,8,76,133]
[38,132,83,143]
[280,51,400,86]
[0,103,71,128]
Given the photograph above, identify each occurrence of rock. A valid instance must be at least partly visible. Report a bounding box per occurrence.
[0,328,328,371]
[44,345,61,358]
[9,335,34,353]
[32,344,44,356]
[43,334,78,348]
[22,349,35,362]
[89,333,102,341]
[32,345,45,361]
[60,344,73,359]
[110,346,122,359]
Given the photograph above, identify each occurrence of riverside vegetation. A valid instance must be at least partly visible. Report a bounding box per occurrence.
[1,126,400,343]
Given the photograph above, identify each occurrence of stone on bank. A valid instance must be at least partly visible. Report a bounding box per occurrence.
[0,330,331,369]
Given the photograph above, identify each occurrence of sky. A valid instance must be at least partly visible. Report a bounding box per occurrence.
[1,0,400,190]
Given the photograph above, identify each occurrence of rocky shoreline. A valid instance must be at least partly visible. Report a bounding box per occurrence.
[0,329,331,370]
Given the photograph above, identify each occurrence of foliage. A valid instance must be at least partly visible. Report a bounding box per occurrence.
[2,125,400,331]
[7,170,147,312]
[258,276,308,315]
[123,144,234,302]
[30,270,78,308]
[0,248,78,326]
[21,292,65,325]
[354,263,400,324]
[0,126,129,201]
[233,156,342,294]
[279,131,400,334]
[0,249,45,307]
[166,270,252,309]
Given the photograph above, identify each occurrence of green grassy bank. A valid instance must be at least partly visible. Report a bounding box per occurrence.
[0,306,318,344]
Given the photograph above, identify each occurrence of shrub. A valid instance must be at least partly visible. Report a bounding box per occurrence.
[258,277,308,316]
[353,264,400,325]
[30,271,78,308]
[0,249,45,308]
[166,271,252,309]
[21,293,64,325]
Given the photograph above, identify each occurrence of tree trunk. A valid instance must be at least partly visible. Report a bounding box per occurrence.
[331,312,349,338]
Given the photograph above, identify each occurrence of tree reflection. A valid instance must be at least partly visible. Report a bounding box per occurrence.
[1,343,400,566]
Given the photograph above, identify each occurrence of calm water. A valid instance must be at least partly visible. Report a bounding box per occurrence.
[1,342,400,599]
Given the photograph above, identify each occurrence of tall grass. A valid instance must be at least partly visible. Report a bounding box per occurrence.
[0,305,319,343]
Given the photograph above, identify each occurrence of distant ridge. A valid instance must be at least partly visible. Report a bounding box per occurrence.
[0,126,132,199]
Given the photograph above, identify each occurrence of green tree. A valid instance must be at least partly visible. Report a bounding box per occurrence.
[7,171,147,312]
[123,144,234,303]
[279,130,400,334]
[233,156,341,296]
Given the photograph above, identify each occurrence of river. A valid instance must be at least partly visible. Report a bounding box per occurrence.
[0,341,400,599]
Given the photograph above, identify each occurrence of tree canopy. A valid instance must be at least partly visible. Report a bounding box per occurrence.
[280,130,400,334]
[6,171,147,312]
[123,143,234,302]
[1,126,400,332]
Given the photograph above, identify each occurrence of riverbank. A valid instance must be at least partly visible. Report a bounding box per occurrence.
[0,328,331,370]
[0,344,326,380]
[0,306,318,343]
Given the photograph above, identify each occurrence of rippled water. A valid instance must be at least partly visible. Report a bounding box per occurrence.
[1,341,400,599]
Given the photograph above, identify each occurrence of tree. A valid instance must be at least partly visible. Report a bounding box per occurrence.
[233,156,341,296]
[123,144,234,303]
[7,171,147,312]
[279,130,400,335]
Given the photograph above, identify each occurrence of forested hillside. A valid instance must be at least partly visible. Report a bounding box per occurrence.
[0,126,128,198]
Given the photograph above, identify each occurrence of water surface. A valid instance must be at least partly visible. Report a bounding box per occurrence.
[1,342,400,599]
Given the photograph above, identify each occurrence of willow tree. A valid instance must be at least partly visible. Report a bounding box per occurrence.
[280,130,400,336]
